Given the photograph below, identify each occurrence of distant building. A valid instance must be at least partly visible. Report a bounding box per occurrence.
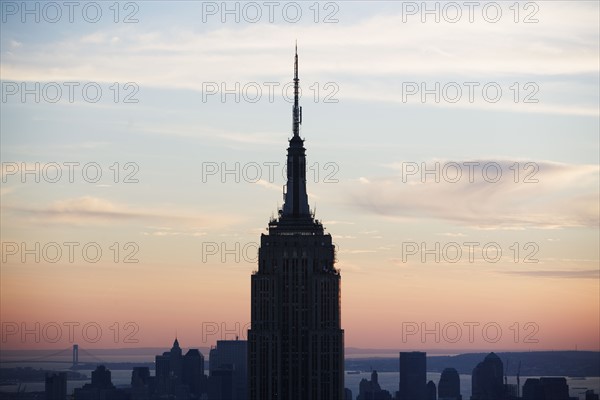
[523,378,543,400]
[45,372,66,400]
[131,366,150,386]
[91,365,113,389]
[184,348,206,397]
[398,351,427,400]
[522,377,571,400]
[208,368,233,400]
[426,380,437,400]
[505,383,518,398]
[156,338,185,397]
[345,388,354,400]
[438,367,462,400]
[357,370,393,400]
[586,390,600,400]
[208,339,247,400]
[539,377,570,400]
[74,365,128,400]
[470,353,504,400]
[131,366,153,400]
[154,338,207,399]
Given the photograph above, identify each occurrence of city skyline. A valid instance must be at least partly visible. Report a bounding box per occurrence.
[5,340,599,399]
[1,1,599,353]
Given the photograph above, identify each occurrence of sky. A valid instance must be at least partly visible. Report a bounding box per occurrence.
[0,1,598,353]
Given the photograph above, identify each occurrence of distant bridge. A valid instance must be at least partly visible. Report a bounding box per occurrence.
[1,345,105,369]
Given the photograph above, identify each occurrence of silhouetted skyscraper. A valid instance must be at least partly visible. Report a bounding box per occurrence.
[248,45,344,400]
[156,338,183,396]
[345,388,354,400]
[427,380,437,400]
[471,353,504,400]
[131,366,150,387]
[586,390,600,400]
[522,378,544,400]
[522,377,570,400]
[91,365,113,389]
[398,351,427,400]
[358,370,393,400]
[209,339,247,400]
[438,368,461,400]
[45,372,66,400]
[183,348,206,397]
[538,378,569,400]
[74,365,127,400]
[209,368,233,400]
[155,338,206,399]
[131,366,152,400]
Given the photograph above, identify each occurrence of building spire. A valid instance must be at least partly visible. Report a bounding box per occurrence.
[293,42,301,137]
[282,43,310,218]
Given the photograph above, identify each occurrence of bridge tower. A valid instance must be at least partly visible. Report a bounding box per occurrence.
[72,344,79,369]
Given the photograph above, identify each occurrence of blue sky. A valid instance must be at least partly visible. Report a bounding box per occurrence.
[1,1,599,350]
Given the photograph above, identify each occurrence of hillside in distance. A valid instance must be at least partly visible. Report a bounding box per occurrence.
[345,351,600,376]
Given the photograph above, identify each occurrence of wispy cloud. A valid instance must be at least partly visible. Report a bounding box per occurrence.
[2,196,241,228]
[340,249,376,254]
[255,179,281,192]
[500,269,600,279]
[1,3,597,115]
[437,232,467,237]
[324,220,356,225]
[141,226,208,237]
[348,160,599,230]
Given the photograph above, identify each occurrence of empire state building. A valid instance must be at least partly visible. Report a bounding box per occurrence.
[248,47,344,400]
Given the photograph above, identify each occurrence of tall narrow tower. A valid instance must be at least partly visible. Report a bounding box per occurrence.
[248,46,344,400]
